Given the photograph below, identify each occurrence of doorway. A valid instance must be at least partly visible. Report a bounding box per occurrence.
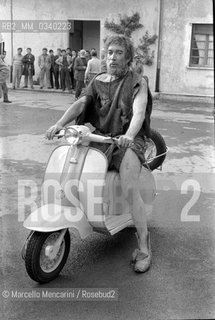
[68,20,100,55]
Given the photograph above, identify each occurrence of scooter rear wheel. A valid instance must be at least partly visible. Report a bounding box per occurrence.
[143,129,167,171]
[25,230,70,283]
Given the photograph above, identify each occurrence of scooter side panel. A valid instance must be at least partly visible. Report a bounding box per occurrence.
[23,204,93,239]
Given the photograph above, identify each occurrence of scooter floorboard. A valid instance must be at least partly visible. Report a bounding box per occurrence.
[105,214,133,235]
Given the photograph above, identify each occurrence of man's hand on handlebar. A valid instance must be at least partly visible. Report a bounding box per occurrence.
[45,123,64,140]
[118,135,134,148]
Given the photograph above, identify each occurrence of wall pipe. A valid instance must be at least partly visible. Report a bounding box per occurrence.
[155,0,163,92]
[10,0,13,82]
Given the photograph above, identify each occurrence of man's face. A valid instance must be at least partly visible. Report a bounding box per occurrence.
[80,51,86,58]
[27,49,31,54]
[85,52,90,60]
[62,51,66,56]
[18,49,22,54]
[106,44,130,76]
[66,49,71,55]
[43,49,47,55]
[57,50,61,56]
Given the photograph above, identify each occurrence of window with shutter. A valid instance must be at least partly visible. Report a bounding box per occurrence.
[189,24,213,68]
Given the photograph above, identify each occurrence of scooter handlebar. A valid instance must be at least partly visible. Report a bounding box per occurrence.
[54,129,66,138]
[84,133,118,144]
[54,126,118,145]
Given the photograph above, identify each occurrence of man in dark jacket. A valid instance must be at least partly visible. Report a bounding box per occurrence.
[55,49,72,92]
[49,49,55,89]
[54,48,61,89]
[22,48,35,89]
[74,49,87,99]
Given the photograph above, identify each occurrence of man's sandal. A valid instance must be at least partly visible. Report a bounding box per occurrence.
[131,232,152,273]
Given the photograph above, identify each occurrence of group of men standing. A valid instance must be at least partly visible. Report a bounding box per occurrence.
[12,47,35,89]
[11,47,102,100]
[12,47,60,90]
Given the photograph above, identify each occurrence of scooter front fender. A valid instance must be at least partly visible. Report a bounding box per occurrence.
[23,204,93,239]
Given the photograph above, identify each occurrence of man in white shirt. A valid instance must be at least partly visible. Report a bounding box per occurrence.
[12,47,23,89]
[38,48,51,89]
[84,49,101,85]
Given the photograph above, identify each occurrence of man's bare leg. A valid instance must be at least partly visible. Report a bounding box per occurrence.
[0,84,2,99]
[2,82,11,103]
[119,148,149,255]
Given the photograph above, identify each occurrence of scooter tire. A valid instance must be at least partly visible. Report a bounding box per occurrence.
[143,129,167,171]
[25,230,70,283]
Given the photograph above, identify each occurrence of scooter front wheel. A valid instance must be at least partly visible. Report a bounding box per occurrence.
[25,230,70,283]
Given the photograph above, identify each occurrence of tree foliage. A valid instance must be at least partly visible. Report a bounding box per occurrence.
[137,32,158,66]
[104,13,157,66]
[104,13,143,38]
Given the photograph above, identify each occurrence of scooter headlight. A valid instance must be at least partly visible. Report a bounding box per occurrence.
[64,127,81,145]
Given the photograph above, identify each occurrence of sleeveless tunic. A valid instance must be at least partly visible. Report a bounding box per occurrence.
[76,70,152,171]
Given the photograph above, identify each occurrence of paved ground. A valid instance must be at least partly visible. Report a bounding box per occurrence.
[0,89,215,320]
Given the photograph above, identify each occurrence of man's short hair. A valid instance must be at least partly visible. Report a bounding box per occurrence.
[43,48,48,51]
[66,48,71,51]
[105,35,134,66]
[91,49,97,57]
[49,49,53,53]
[17,47,22,51]
[61,49,66,53]
[57,48,61,51]
[27,48,31,51]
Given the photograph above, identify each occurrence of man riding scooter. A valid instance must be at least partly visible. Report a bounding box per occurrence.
[46,35,153,273]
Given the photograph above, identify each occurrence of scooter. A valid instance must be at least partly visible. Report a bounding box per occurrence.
[21,125,167,283]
